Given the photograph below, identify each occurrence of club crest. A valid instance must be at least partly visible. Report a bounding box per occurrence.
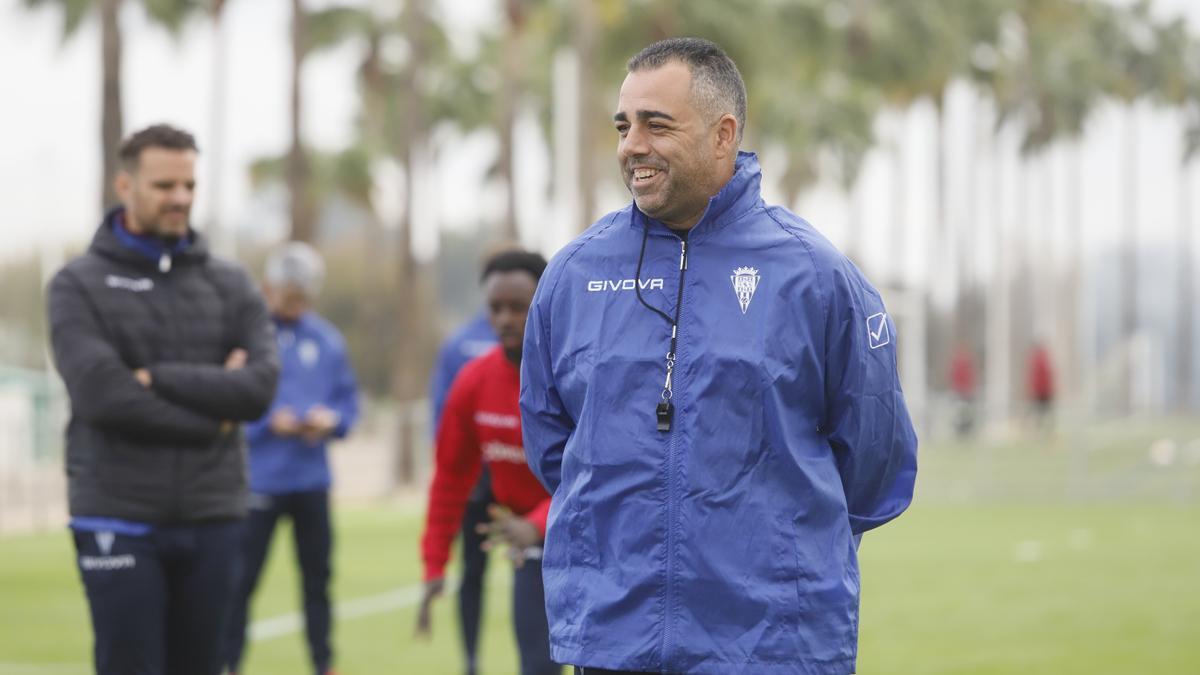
[95,531,115,556]
[730,266,761,314]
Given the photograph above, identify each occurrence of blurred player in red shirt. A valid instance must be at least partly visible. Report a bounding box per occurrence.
[417,250,559,675]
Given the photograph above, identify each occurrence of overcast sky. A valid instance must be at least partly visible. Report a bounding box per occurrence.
[1,0,1198,287]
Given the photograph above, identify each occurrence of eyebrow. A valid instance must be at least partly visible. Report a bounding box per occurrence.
[613,110,677,123]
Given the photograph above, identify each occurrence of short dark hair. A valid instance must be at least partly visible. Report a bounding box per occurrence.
[627,37,747,145]
[118,124,199,171]
[481,250,548,284]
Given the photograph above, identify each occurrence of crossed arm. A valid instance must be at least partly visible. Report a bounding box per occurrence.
[47,270,280,445]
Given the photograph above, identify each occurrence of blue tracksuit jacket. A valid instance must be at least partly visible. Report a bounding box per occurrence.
[520,152,918,674]
[245,312,360,494]
[429,310,497,430]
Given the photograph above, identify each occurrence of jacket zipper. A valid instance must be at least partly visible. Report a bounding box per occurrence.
[161,265,183,521]
[662,231,688,667]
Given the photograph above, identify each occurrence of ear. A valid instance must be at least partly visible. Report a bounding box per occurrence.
[113,170,132,203]
[713,114,739,160]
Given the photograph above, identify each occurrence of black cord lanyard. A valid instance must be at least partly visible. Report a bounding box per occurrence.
[634,218,689,432]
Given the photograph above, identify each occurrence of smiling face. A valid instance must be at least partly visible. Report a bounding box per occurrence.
[114,146,196,241]
[614,60,738,231]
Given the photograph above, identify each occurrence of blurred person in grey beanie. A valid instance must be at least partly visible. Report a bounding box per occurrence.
[224,242,361,675]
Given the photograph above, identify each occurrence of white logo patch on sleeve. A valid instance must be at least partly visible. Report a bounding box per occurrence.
[867,312,890,349]
[731,267,761,314]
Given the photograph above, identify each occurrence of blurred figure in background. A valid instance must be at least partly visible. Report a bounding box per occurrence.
[1027,340,1056,433]
[418,250,560,675]
[224,243,360,675]
[428,278,498,675]
[950,343,979,438]
[47,124,279,675]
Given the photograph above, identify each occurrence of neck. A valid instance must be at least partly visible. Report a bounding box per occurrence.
[661,161,737,231]
[504,347,522,366]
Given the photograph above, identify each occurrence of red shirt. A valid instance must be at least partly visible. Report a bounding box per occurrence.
[421,346,551,581]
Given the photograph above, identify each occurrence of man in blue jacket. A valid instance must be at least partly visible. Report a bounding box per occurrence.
[225,242,360,675]
[520,38,918,675]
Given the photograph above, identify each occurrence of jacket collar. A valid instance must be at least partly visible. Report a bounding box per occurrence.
[90,206,208,271]
[631,151,764,240]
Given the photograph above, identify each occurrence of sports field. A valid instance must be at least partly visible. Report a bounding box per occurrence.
[2,418,1198,674]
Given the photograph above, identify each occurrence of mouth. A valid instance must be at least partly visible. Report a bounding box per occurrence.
[629,166,664,188]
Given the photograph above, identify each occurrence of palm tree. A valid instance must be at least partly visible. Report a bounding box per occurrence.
[23,0,202,211]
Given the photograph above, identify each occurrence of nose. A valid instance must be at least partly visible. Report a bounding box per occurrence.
[620,124,651,161]
[170,184,193,205]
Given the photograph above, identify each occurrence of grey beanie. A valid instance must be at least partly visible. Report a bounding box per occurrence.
[264,241,325,297]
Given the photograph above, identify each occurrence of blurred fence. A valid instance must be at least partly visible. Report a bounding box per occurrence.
[0,368,435,534]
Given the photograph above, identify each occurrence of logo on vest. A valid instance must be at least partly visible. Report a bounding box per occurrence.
[80,530,135,571]
[731,267,761,314]
[299,339,321,367]
[866,312,890,349]
[586,278,664,293]
[482,441,527,464]
[105,275,154,292]
[96,530,115,556]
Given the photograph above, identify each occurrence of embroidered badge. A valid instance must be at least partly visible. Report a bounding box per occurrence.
[731,267,761,314]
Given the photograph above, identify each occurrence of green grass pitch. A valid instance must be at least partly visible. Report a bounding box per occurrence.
[2,419,1199,674]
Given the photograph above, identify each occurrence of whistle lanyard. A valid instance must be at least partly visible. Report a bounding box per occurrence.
[634,221,689,432]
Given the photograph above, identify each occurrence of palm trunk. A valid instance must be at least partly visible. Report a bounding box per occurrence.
[100,0,123,211]
[207,1,229,255]
[1063,141,1084,409]
[288,0,315,242]
[931,97,949,389]
[498,0,526,242]
[575,0,597,229]
[986,123,1012,427]
[391,0,430,488]
[890,115,906,287]
[1178,160,1195,410]
[1120,106,1138,413]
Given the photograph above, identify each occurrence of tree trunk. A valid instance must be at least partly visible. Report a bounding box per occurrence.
[100,0,123,211]
[1120,105,1139,412]
[1178,160,1195,410]
[207,1,230,255]
[288,0,315,242]
[930,97,949,390]
[1064,141,1084,408]
[391,0,430,488]
[498,0,525,242]
[575,0,597,230]
[890,114,906,287]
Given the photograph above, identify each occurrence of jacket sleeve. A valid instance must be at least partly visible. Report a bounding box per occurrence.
[148,268,280,421]
[821,259,918,536]
[420,370,483,582]
[46,270,223,444]
[520,277,574,494]
[326,339,360,439]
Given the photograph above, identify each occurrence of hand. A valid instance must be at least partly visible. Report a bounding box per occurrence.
[269,407,302,437]
[225,348,247,370]
[415,577,445,638]
[301,405,340,444]
[477,504,542,568]
[133,368,152,387]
